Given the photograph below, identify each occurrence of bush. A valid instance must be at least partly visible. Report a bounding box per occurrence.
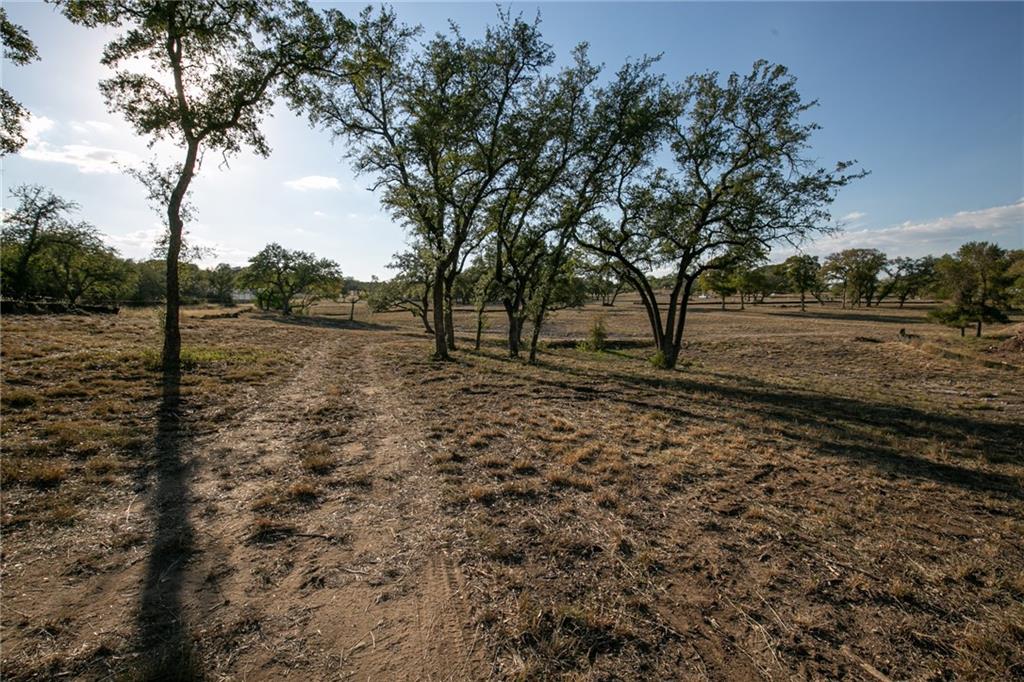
[578,315,608,352]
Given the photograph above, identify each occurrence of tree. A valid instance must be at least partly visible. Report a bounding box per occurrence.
[38,230,133,305]
[1,7,39,155]
[580,62,863,369]
[525,250,588,363]
[240,243,341,315]
[929,242,1012,337]
[784,254,821,311]
[1,185,80,299]
[207,263,238,306]
[299,8,555,360]
[367,246,435,334]
[490,54,671,359]
[823,249,887,308]
[875,256,936,307]
[698,268,736,309]
[1007,250,1024,307]
[584,255,628,307]
[60,0,348,373]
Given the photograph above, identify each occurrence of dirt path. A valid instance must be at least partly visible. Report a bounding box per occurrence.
[166,329,487,680]
[0,327,486,679]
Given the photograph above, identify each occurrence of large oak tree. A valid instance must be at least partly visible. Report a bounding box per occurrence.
[580,61,865,369]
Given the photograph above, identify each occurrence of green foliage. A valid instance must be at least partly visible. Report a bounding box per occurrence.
[140,346,265,372]
[822,249,888,307]
[240,243,342,315]
[207,263,239,306]
[649,350,669,369]
[876,255,937,306]
[1,184,136,304]
[930,241,1013,336]
[783,254,822,306]
[579,315,608,352]
[0,7,39,155]
[579,60,866,369]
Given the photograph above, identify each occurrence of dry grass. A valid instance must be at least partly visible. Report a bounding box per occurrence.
[2,301,1022,680]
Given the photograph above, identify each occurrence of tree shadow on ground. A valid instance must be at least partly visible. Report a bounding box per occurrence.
[762,309,929,325]
[132,367,202,680]
[480,353,1024,501]
[255,312,396,331]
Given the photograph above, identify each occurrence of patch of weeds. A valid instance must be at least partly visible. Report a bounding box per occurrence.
[544,468,593,491]
[249,517,296,544]
[0,458,68,488]
[577,315,608,353]
[4,389,39,409]
[300,444,335,475]
[139,345,267,372]
[287,480,320,503]
[466,484,498,505]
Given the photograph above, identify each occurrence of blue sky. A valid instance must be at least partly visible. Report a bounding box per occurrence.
[3,1,1022,279]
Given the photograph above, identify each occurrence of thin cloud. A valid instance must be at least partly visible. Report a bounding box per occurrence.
[70,120,116,135]
[283,175,341,191]
[840,211,866,222]
[18,115,139,174]
[102,227,164,258]
[801,200,1024,257]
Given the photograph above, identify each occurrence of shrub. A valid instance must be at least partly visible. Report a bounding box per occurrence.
[578,315,608,352]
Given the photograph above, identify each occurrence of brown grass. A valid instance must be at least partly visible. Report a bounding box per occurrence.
[2,302,1022,680]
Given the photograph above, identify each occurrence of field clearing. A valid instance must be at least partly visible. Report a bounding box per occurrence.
[2,302,1022,679]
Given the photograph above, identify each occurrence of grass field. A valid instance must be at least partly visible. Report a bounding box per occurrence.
[2,300,1022,680]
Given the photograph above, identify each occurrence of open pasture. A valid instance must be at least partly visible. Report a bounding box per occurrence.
[1,303,1022,680]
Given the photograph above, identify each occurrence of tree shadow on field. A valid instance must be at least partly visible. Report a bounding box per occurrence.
[763,309,928,326]
[132,366,202,680]
[491,355,1024,501]
[255,312,396,331]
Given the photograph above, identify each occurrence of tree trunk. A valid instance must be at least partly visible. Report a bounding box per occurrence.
[527,312,544,364]
[431,263,448,360]
[658,337,680,369]
[720,295,726,310]
[349,300,356,321]
[976,319,982,337]
[443,274,456,351]
[503,299,521,357]
[162,140,200,375]
[800,290,806,312]
[445,303,456,351]
[960,326,965,337]
[474,309,484,350]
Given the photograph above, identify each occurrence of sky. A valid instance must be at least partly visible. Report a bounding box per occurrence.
[2,1,1022,279]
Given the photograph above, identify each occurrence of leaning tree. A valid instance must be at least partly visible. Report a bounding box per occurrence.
[59,0,349,373]
[580,61,865,369]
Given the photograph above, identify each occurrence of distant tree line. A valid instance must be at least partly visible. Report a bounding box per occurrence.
[0,184,350,312]
[690,244,1023,336]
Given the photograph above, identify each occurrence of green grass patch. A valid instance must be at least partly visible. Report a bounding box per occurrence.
[139,346,270,372]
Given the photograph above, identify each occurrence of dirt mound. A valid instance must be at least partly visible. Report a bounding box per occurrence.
[999,324,1024,352]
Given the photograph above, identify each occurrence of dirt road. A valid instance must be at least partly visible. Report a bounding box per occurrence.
[3,325,485,680]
